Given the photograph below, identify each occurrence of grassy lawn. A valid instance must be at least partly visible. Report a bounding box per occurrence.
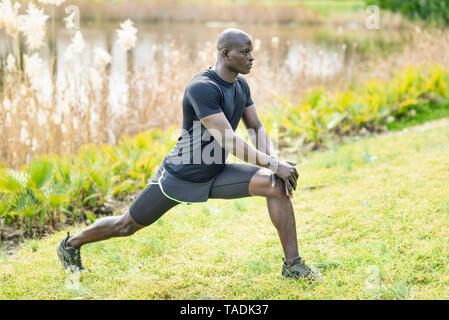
[386,101,449,132]
[1,118,449,300]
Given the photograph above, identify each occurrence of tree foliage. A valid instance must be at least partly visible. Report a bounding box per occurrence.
[366,0,449,26]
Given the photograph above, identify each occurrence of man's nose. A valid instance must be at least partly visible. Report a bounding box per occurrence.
[248,53,254,61]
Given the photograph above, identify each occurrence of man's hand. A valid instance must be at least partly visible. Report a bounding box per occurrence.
[271,160,299,198]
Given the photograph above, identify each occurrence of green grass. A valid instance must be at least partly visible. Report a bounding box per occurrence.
[386,101,449,132]
[1,118,449,299]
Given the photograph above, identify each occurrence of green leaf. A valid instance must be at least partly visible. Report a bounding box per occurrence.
[0,194,14,217]
[60,207,73,216]
[13,193,41,220]
[26,158,54,189]
[55,159,71,184]
[112,179,136,196]
[82,192,101,206]
[0,169,28,194]
[85,210,96,224]
[48,193,70,208]
[327,113,346,130]
[38,210,46,227]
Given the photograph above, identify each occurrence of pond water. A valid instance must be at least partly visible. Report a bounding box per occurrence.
[1,19,413,124]
[51,20,408,73]
[0,19,413,166]
[51,21,409,110]
[1,20,410,84]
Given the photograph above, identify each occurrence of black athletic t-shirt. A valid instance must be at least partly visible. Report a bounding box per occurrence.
[163,67,254,182]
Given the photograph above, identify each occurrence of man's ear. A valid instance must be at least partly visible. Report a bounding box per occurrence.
[221,49,231,61]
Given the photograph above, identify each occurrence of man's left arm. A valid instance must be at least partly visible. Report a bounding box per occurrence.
[242,104,299,190]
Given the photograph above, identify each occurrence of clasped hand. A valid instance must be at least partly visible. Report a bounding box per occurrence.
[271,160,299,198]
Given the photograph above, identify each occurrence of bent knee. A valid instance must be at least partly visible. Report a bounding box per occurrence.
[250,169,287,199]
[114,213,142,236]
[117,223,138,237]
[266,177,288,199]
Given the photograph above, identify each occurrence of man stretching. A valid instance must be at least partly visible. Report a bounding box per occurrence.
[57,28,317,280]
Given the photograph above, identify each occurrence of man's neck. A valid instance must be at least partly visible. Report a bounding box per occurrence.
[212,64,238,83]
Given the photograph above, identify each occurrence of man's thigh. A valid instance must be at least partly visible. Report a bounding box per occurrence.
[129,183,179,226]
[208,162,263,199]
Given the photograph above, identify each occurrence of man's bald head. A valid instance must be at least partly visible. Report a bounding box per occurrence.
[214,28,254,76]
[217,28,252,51]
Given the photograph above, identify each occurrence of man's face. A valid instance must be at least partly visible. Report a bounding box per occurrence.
[225,37,254,75]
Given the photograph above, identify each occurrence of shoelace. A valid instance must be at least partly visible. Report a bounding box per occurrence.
[289,259,314,276]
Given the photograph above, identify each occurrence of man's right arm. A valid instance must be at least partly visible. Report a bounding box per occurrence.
[187,80,297,196]
[200,112,271,168]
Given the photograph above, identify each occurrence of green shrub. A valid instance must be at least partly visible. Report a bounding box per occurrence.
[366,0,449,26]
[266,63,449,149]
[0,127,177,232]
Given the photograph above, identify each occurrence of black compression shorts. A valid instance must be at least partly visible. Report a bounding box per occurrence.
[129,162,262,226]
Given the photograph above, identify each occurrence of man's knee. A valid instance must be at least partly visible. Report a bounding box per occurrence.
[266,175,288,199]
[113,212,143,237]
[249,169,287,199]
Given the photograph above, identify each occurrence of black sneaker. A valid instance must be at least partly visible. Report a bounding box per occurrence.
[282,256,320,281]
[56,232,86,273]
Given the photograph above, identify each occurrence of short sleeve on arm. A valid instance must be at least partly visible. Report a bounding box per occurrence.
[240,77,254,108]
[186,81,223,119]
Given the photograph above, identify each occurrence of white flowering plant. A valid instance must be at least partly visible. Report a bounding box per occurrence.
[0,0,140,169]
[0,0,147,234]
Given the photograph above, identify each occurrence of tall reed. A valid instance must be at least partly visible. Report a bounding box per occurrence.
[0,0,443,170]
[1,0,362,169]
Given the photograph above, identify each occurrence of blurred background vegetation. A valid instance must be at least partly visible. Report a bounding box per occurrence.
[366,0,449,26]
[1,0,449,248]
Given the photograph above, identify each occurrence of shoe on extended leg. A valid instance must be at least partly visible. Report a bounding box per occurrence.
[56,232,86,273]
[281,256,320,281]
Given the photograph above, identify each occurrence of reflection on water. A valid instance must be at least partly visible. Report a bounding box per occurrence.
[0,21,408,113]
[285,41,343,78]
